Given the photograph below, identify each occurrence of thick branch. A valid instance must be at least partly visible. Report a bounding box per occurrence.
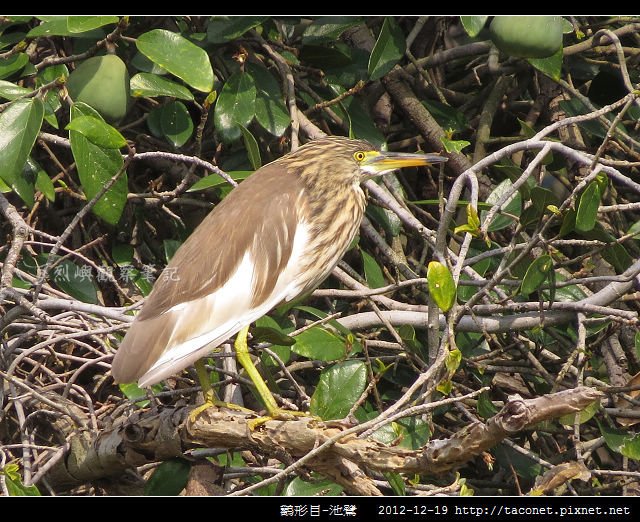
[42,387,601,494]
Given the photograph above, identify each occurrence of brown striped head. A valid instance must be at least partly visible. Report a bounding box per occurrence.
[278,136,447,197]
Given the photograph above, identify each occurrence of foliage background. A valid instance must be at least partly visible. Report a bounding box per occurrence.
[0,16,639,496]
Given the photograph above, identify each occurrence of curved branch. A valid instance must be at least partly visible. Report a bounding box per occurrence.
[41,386,601,494]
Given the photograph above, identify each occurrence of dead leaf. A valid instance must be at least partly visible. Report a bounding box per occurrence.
[530,461,590,495]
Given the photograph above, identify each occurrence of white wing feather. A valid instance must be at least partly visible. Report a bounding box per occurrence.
[137,223,310,387]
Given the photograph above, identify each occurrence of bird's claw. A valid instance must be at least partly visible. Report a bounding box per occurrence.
[188,391,253,423]
[247,408,316,430]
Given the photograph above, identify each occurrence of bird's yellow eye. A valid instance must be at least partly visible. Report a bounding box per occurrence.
[354,151,366,162]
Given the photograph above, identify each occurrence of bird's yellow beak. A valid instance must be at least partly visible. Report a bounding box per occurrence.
[361,150,447,176]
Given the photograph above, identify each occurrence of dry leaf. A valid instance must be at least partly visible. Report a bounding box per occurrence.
[530,461,590,495]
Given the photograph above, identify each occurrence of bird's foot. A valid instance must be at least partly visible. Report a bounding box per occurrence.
[189,390,253,423]
[247,408,315,430]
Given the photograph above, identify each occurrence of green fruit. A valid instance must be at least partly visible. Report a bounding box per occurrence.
[67,55,131,122]
[489,16,563,59]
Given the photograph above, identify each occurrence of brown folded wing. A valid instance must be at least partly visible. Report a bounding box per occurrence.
[111,163,305,385]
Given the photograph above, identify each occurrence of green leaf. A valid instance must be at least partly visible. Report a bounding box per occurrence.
[635,331,640,362]
[0,465,41,496]
[21,157,54,204]
[112,244,134,266]
[595,172,608,196]
[454,223,479,236]
[0,79,31,100]
[518,118,537,138]
[65,115,127,149]
[51,258,98,303]
[482,179,522,232]
[367,205,402,238]
[531,186,559,214]
[395,416,431,449]
[559,98,626,140]
[5,476,41,496]
[580,223,633,272]
[540,272,586,303]
[239,125,262,170]
[441,136,470,154]
[423,100,468,133]
[528,47,563,80]
[361,249,385,288]
[247,63,290,137]
[300,44,353,68]
[302,17,361,45]
[445,348,462,374]
[494,444,541,480]
[0,32,26,52]
[310,360,367,420]
[437,380,453,395]
[252,326,296,347]
[398,324,421,353]
[68,103,127,225]
[384,472,406,496]
[520,255,553,297]
[255,315,293,366]
[292,306,361,348]
[599,422,640,461]
[340,94,385,146]
[136,29,214,92]
[368,17,406,81]
[323,46,370,87]
[130,72,194,101]
[28,17,75,36]
[547,267,556,305]
[119,382,151,407]
[133,268,154,297]
[144,459,191,495]
[35,167,55,202]
[459,479,474,496]
[131,52,168,75]
[427,261,456,312]
[283,475,343,496]
[599,422,626,452]
[575,181,601,232]
[291,326,346,361]
[357,410,396,445]
[214,72,256,143]
[67,16,119,33]
[628,220,640,241]
[206,16,269,44]
[0,53,29,79]
[455,203,481,237]
[457,256,493,303]
[467,204,480,229]
[147,101,194,148]
[0,98,43,205]
[559,208,576,237]
[477,392,499,419]
[460,16,489,37]
[163,239,181,262]
[559,399,600,426]
[187,170,252,192]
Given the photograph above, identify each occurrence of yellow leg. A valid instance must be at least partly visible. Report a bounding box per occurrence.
[234,325,309,424]
[189,359,252,422]
[195,358,213,398]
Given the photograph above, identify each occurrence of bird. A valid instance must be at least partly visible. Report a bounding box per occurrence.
[111,136,447,418]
